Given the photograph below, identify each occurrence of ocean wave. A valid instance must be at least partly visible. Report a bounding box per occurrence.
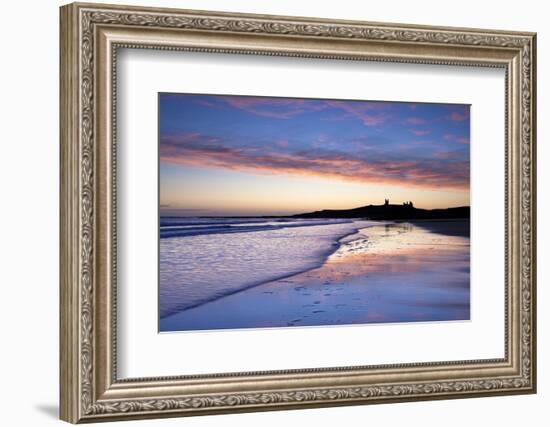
[159,219,376,318]
[160,218,354,238]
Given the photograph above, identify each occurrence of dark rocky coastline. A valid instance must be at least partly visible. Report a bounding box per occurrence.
[293,201,469,221]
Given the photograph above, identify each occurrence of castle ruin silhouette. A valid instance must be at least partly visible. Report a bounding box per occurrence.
[383,199,413,208]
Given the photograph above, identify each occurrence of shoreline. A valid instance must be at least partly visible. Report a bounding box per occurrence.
[407,219,470,238]
[159,219,377,318]
[159,220,379,318]
[160,219,470,332]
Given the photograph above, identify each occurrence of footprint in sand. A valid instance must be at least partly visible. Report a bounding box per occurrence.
[313,301,321,304]
[312,310,325,314]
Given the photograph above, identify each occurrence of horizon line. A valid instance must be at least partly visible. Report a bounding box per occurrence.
[159,202,471,218]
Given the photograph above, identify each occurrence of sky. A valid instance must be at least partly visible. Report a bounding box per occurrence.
[159,93,470,216]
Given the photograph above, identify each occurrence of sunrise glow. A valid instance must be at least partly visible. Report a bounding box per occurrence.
[159,93,470,216]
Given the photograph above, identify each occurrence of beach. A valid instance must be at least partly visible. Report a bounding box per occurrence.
[160,220,470,332]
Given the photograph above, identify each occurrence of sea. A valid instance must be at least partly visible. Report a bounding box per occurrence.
[159,217,377,319]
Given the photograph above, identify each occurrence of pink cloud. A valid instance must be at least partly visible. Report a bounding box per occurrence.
[444,134,470,145]
[434,150,465,160]
[276,139,289,148]
[220,96,326,119]
[220,96,393,127]
[325,100,391,127]
[161,133,469,190]
[449,112,467,121]
[447,107,470,122]
[405,117,427,125]
[195,99,221,109]
[410,129,431,136]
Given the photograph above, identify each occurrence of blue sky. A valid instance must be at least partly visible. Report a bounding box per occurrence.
[159,93,470,216]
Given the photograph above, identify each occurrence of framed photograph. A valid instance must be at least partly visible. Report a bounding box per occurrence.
[60,2,537,423]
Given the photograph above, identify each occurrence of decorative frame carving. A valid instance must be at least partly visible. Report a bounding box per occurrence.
[60,2,536,423]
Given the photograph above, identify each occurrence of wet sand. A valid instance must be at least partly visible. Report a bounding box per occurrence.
[160,221,470,332]
[410,219,470,238]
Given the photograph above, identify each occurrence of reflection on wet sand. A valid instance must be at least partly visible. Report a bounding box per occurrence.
[161,221,470,332]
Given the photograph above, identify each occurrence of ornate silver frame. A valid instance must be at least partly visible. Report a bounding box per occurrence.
[60,2,536,423]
